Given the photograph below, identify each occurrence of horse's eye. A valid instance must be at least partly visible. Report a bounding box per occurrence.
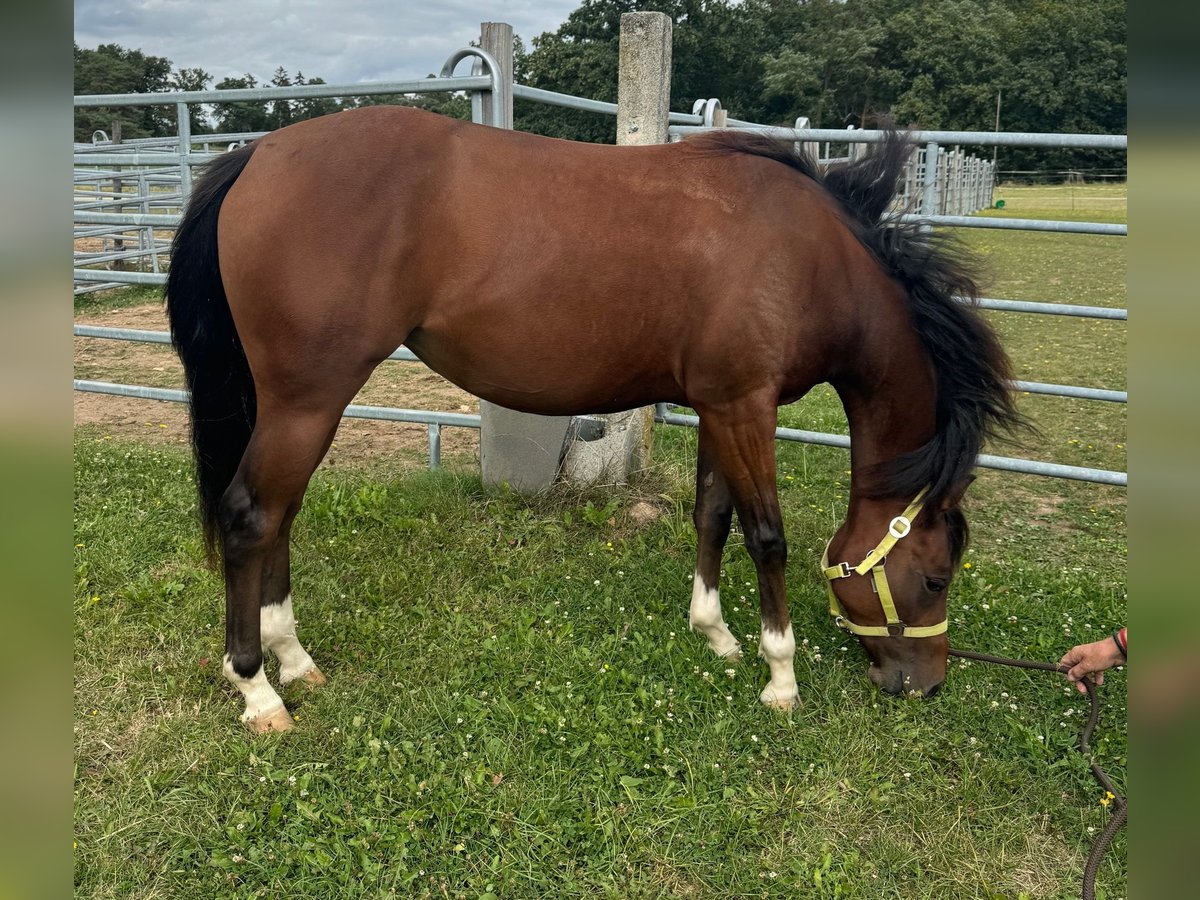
[924,577,948,593]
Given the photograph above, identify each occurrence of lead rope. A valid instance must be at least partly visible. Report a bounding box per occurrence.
[948,648,1125,900]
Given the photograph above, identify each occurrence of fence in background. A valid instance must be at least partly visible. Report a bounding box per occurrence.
[73,25,1126,486]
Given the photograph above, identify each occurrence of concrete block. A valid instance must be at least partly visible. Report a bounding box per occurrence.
[479,400,574,493]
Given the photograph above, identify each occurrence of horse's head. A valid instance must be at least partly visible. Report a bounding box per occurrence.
[823,483,970,698]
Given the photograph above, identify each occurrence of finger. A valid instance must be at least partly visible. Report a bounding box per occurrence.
[1075,680,1087,694]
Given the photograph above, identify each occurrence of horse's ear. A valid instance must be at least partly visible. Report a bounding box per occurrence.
[938,475,976,512]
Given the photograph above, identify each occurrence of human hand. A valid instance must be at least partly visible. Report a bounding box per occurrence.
[1059,637,1125,694]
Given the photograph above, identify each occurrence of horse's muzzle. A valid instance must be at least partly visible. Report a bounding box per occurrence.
[870,664,944,699]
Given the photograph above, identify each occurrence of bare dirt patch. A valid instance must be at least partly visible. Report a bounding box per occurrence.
[75,303,480,470]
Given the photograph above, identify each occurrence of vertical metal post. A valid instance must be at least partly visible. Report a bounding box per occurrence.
[176,101,193,199]
[921,141,940,218]
[428,424,442,469]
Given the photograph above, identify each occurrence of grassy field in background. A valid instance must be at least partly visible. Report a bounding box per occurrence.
[74,184,1126,898]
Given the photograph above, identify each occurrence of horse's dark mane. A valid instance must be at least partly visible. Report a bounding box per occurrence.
[685,128,1029,511]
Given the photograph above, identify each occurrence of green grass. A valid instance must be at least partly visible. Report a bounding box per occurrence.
[75,283,164,315]
[74,185,1125,899]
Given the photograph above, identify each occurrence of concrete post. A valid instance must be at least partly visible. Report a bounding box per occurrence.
[614,12,673,146]
[561,11,672,485]
[479,22,513,129]
[475,22,577,493]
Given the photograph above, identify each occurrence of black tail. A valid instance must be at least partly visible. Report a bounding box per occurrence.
[165,144,258,563]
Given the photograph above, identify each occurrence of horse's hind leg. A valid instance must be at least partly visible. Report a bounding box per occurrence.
[258,416,339,691]
[221,405,342,733]
[694,396,799,710]
[260,499,327,690]
[689,421,741,659]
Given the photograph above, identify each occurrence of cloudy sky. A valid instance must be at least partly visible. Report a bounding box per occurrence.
[74,1,581,85]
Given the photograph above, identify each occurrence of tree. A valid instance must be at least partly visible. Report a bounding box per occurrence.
[269,67,295,130]
[761,0,889,129]
[211,75,271,134]
[293,76,344,121]
[170,66,213,133]
[514,0,851,141]
[74,43,174,140]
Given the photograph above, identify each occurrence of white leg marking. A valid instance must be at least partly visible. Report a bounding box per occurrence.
[688,574,742,659]
[758,624,800,709]
[261,595,318,684]
[223,655,287,724]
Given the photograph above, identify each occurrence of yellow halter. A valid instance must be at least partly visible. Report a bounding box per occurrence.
[821,488,948,639]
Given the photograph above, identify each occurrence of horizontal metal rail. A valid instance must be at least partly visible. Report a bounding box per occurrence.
[512,83,705,125]
[73,151,224,167]
[654,405,1126,487]
[900,213,1125,236]
[74,269,166,285]
[669,124,1128,150]
[1012,381,1125,403]
[73,380,471,468]
[976,297,1126,320]
[72,325,420,364]
[75,379,483,428]
[73,76,494,109]
[74,211,179,227]
[74,248,167,267]
[74,326,172,344]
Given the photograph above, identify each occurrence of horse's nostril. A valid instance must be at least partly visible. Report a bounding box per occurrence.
[923,680,944,699]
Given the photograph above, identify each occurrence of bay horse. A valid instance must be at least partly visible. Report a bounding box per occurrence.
[166,106,1021,732]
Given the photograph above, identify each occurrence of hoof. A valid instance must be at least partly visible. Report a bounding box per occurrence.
[690,622,742,661]
[712,641,743,662]
[244,705,295,734]
[281,664,326,690]
[759,685,801,711]
[296,665,326,689]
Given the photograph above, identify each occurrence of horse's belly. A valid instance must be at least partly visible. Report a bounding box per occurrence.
[403,326,679,416]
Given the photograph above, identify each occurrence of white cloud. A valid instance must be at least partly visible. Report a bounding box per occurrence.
[74,0,581,85]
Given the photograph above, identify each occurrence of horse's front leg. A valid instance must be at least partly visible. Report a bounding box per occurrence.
[689,421,742,659]
[695,397,799,711]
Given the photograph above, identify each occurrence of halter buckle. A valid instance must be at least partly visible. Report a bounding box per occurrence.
[888,516,912,539]
[887,622,907,637]
[836,562,852,578]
